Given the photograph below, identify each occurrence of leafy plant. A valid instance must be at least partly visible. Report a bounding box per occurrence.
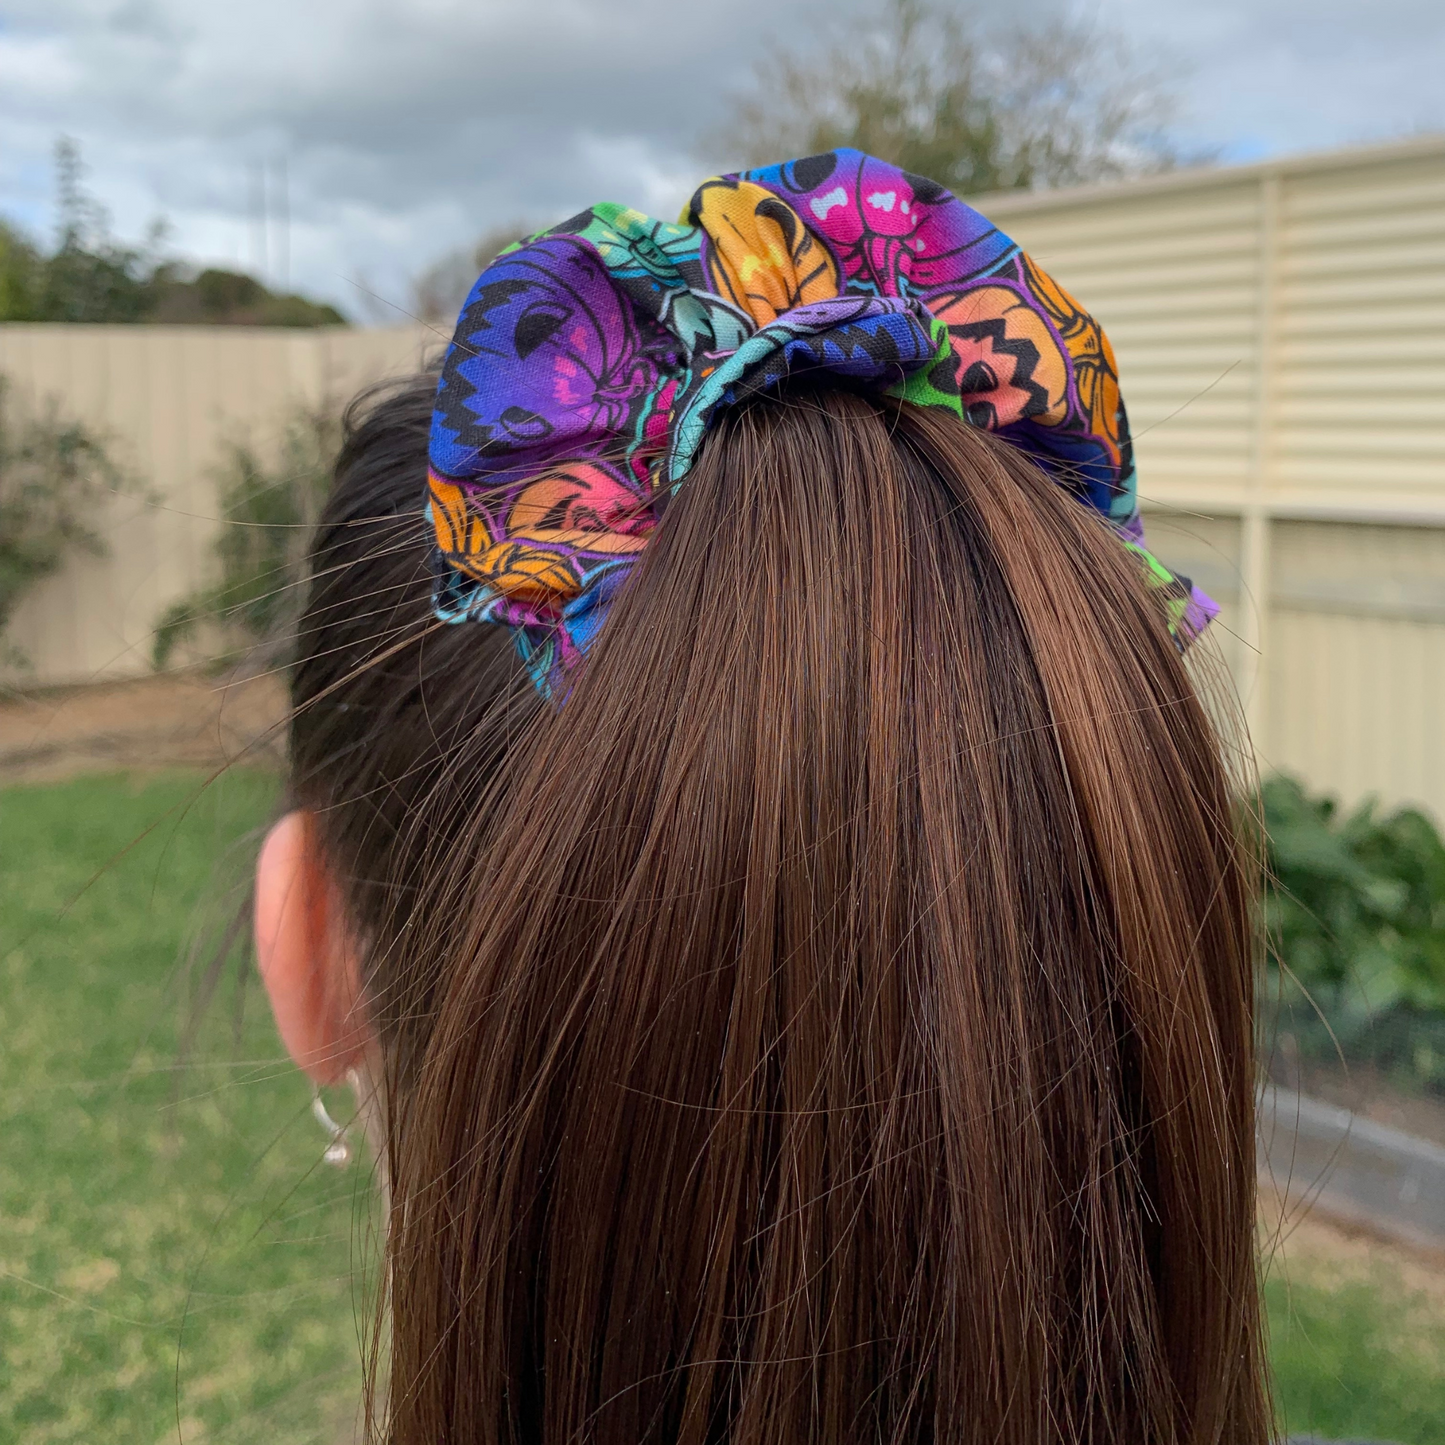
[0,379,123,665]
[1263,773,1445,1090]
[0,220,44,321]
[152,406,340,671]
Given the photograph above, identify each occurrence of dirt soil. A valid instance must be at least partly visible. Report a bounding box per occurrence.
[0,669,289,785]
[1262,1179,1445,1303]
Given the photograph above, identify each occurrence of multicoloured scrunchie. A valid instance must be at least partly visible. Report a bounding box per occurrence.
[427,148,1216,696]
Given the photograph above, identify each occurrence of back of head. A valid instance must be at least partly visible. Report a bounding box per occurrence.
[368,390,1266,1445]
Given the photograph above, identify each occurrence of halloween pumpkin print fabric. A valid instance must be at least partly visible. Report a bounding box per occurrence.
[428,148,1215,696]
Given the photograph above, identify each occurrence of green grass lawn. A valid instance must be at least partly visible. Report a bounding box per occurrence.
[1,771,374,1444]
[3,770,1445,1443]
[1267,1264,1445,1443]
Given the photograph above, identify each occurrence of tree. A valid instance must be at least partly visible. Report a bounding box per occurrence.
[31,136,160,323]
[0,221,44,322]
[0,138,347,327]
[145,267,346,327]
[410,222,536,324]
[717,0,1193,195]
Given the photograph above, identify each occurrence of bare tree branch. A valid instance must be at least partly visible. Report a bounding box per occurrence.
[710,0,1206,194]
[410,222,537,324]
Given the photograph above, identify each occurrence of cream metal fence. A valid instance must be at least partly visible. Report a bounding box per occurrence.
[981,134,1445,817]
[0,323,436,688]
[2,135,1443,813]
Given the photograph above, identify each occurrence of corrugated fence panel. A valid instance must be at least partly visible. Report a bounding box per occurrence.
[1266,521,1445,815]
[982,138,1445,818]
[0,324,431,686]
[318,326,441,410]
[1275,153,1445,507]
[985,178,1263,508]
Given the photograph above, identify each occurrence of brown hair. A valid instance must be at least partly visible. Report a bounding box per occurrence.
[289,381,1268,1444]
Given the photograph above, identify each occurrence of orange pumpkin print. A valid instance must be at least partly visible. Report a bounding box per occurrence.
[1018,252,1122,460]
[507,463,653,554]
[428,472,492,558]
[464,541,583,605]
[692,178,840,326]
[930,286,1069,429]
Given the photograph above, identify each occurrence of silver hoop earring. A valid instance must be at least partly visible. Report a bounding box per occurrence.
[311,1088,351,1167]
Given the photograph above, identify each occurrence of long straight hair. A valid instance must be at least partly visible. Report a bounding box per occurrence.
[344,389,1269,1445]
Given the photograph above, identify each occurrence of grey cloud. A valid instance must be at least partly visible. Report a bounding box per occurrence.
[1111,0,1445,152]
[0,0,1438,313]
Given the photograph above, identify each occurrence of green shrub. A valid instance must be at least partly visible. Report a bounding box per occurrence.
[0,380,124,666]
[152,406,339,671]
[1263,773,1445,1090]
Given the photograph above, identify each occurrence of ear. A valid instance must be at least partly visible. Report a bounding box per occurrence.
[254,810,371,1084]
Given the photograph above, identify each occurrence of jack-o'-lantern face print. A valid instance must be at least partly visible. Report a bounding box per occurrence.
[928,286,1070,430]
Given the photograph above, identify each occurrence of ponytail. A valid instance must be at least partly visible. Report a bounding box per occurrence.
[372,391,1268,1445]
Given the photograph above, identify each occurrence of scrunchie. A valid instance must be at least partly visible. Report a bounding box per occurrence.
[427,149,1216,696]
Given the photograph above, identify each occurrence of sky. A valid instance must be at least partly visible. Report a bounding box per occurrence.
[0,0,1441,321]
